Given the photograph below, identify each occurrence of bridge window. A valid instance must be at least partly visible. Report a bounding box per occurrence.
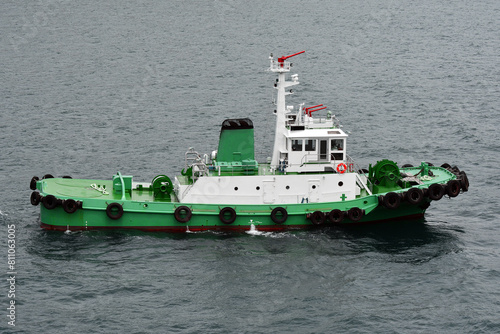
[291,139,303,151]
[331,139,344,150]
[331,138,344,161]
[305,139,316,151]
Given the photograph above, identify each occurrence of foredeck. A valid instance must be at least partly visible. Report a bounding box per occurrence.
[398,166,456,187]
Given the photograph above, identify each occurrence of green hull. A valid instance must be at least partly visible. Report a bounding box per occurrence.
[38,196,428,232]
[31,163,469,233]
[31,167,468,232]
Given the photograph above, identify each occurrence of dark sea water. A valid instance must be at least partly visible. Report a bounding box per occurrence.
[1,0,499,333]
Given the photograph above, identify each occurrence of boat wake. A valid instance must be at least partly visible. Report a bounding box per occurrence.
[246,223,266,236]
[64,226,78,235]
[245,221,285,238]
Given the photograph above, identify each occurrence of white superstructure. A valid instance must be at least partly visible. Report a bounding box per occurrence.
[174,51,371,205]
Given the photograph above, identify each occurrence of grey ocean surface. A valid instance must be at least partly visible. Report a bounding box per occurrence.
[1,0,499,333]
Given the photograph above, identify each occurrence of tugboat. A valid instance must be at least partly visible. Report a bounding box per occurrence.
[30,51,469,232]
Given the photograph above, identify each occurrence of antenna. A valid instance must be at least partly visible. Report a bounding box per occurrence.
[277,51,305,66]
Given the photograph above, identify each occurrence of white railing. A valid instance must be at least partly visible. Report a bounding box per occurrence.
[185,147,201,168]
[269,59,292,72]
[300,153,319,166]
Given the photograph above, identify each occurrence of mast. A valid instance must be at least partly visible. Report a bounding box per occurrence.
[269,51,305,168]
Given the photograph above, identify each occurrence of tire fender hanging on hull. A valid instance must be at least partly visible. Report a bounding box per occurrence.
[219,207,237,224]
[271,207,288,224]
[174,206,192,223]
[106,203,124,220]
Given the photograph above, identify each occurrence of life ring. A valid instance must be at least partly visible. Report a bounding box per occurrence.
[428,183,445,201]
[30,192,41,206]
[446,179,461,198]
[336,163,347,174]
[271,207,288,224]
[174,206,192,223]
[459,171,469,192]
[309,211,325,225]
[328,209,344,224]
[348,207,363,222]
[219,207,236,224]
[63,199,78,214]
[30,176,39,190]
[106,202,124,220]
[383,192,401,209]
[405,188,424,205]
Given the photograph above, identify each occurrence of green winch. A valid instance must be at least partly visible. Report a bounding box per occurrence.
[151,175,173,200]
[368,159,402,193]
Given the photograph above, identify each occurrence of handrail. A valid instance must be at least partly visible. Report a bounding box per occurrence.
[300,153,318,166]
[355,173,372,196]
[185,147,201,169]
[116,171,126,200]
[346,154,374,190]
[191,162,208,181]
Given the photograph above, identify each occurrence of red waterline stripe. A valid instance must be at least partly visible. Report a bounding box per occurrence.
[40,222,314,233]
[40,213,425,233]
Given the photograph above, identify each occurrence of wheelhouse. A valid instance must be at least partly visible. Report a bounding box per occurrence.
[284,127,348,173]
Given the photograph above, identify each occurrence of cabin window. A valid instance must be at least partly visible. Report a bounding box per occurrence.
[305,139,316,151]
[291,139,303,151]
[331,139,344,161]
[331,152,343,160]
[331,139,344,151]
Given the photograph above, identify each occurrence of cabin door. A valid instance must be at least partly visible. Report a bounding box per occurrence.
[308,179,320,203]
[318,139,328,161]
[262,180,275,204]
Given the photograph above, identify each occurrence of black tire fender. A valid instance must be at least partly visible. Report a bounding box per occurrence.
[30,176,39,190]
[446,179,461,198]
[328,209,344,224]
[63,199,78,214]
[42,195,58,210]
[428,183,445,201]
[30,191,41,206]
[106,202,124,220]
[348,207,364,222]
[459,171,469,192]
[174,206,192,223]
[383,192,401,209]
[219,207,237,224]
[405,188,424,205]
[271,207,288,224]
[309,211,325,225]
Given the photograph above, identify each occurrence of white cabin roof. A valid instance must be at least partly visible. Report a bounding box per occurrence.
[285,128,348,138]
